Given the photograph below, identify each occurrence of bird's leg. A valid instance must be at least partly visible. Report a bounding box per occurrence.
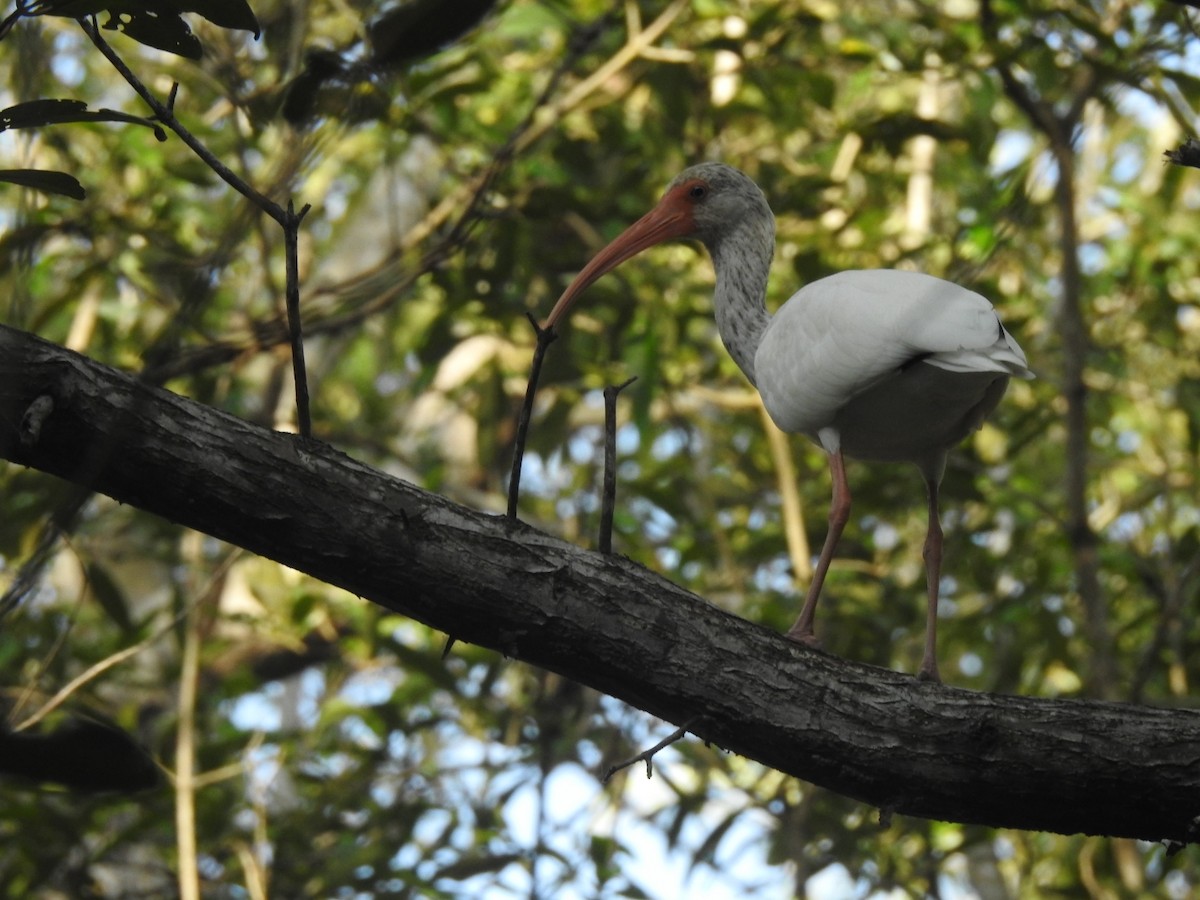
[786,449,850,646]
[918,477,943,682]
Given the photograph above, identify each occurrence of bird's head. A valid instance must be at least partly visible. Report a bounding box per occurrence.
[545,162,772,329]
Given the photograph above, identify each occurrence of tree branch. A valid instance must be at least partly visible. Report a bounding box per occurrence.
[3,323,1200,845]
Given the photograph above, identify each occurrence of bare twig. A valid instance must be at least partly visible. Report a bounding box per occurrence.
[602,717,699,783]
[599,376,637,553]
[507,315,558,520]
[0,0,33,44]
[283,200,314,435]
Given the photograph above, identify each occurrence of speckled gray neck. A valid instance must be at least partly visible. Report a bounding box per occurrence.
[706,214,774,387]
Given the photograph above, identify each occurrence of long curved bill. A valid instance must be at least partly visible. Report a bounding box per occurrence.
[544,185,697,330]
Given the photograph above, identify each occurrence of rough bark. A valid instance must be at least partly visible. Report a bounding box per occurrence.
[2,323,1199,845]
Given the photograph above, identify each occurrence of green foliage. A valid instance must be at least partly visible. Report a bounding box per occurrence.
[22,0,259,58]
[3,0,1200,897]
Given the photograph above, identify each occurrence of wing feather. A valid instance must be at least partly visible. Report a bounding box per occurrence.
[755,270,1030,435]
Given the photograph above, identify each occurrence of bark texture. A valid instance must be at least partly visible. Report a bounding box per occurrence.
[2,323,1199,844]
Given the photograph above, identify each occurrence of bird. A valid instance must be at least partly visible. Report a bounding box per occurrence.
[544,162,1032,682]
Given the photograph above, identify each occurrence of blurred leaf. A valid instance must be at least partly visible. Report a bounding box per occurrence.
[0,719,160,792]
[0,168,85,199]
[84,561,135,633]
[98,8,203,59]
[280,49,346,125]
[0,99,162,136]
[690,807,741,870]
[368,0,498,69]
[432,852,523,881]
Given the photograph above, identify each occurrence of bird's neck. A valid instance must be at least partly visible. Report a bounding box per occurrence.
[708,217,774,387]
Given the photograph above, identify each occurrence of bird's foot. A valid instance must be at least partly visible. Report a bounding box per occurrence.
[784,625,822,648]
[915,664,941,684]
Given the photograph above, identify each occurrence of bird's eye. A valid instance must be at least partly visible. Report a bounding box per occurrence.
[688,183,709,201]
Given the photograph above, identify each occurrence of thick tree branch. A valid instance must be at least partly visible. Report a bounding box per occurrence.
[3,323,1200,845]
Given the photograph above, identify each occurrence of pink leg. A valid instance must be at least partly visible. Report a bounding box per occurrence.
[918,477,943,682]
[786,450,849,645]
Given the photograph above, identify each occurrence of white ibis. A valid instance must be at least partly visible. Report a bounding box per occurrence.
[545,163,1031,681]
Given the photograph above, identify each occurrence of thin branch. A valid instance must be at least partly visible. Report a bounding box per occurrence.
[599,376,637,553]
[175,588,202,900]
[234,841,270,900]
[0,0,32,43]
[161,732,265,790]
[283,200,313,435]
[504,4,690,521]
[507,315,558,520]
[602,718,699,783]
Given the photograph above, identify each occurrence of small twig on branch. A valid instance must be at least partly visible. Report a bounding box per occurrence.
[507,315,558,519]
[602,717,699,783]
[599,376,637,553]
[283,200,314,435]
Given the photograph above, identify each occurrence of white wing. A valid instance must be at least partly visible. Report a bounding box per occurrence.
[754,269,1031,437]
